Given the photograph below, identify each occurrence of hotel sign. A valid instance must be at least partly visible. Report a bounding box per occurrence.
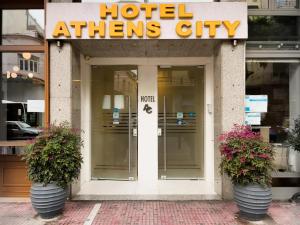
[46,2,247,40]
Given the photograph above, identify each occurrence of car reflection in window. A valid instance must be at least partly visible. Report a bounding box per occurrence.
[6,121,42,140]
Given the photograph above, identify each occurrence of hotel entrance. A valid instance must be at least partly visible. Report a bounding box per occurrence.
[91,66,138,181]
[45,0,247,200]
[158,66,204,179]
[78,54,215,201]
[60,37,219,199]
[90,65,205,181]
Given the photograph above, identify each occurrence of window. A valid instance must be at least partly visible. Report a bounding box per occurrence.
[275,0,299,8]
[7,124,19,130]
[246,62,300,174]
[1,6,46,155]
[248,16,300,41]
[247,0,299,9]
[1,52,45,142]
[1,10,44,45]
[18,54,40,73]
[246,62,289,143]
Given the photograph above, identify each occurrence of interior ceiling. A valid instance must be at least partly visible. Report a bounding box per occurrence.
[72,39,219,57]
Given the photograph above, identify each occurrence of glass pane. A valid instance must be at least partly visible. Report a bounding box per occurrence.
[34,62,37,73]
[91,66,138,180]
[246,62,294,143]
[30,61,33,72]
[248,16,300,41]
[0,52,45,154]
[158,66,204,179]
[275,0,299,8]
[1,10,44,45]
[24,60,28,71]
[246,62,300,177]
[247,0,269,9]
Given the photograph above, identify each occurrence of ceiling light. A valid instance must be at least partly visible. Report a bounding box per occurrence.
[11,72,17,78]
[28,73,34,78]
[13,66,20,72]
[22,52,31,60]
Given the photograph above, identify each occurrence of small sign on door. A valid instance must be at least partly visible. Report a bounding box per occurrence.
[113,108,120,124]
[177,112,183,125]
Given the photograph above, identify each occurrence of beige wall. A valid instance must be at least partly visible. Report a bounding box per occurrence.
[214,40,246,199]
[50,43,72,123]
[50,42,82,196]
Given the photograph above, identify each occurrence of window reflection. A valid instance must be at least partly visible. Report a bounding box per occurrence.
[247,0,267,9]
[246,62,300,174]
[1,10,44,45]
[275,0,299,8]
[248,16,300,41]
[0,52,45,142]
[246,62,300,143]
[247,0,299,8]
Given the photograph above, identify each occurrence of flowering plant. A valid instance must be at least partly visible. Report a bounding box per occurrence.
[23,121,83,188]
[219,125,274,187]
[287,116,300,152]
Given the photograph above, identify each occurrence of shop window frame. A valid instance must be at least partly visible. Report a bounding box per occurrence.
[248,0,300,16]
[0,0,49,148]
[245,58,300,185]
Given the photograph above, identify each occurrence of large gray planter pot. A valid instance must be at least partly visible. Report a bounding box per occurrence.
[30,183,67,219]
[234,184,272,221]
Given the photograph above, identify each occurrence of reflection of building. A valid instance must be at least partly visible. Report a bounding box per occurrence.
[1,10,45,128]
[2,10,44,45]
[246,63,290,143]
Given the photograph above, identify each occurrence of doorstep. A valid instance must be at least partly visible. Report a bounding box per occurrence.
[72,194,222,201]
[0,197,30,203]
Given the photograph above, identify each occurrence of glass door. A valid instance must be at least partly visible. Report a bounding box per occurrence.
[91,66,138,180]
[158,66,204,179]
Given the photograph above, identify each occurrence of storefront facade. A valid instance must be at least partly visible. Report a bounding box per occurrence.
[47,2,247,199]
[0,0,299,200]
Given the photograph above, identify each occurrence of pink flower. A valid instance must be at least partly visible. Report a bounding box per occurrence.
[226,155,233,160]
[239,169,249,175]
[257,153,269,159]
[219,124,261,143]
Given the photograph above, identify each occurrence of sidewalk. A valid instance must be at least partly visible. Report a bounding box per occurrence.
[0,201,299,225]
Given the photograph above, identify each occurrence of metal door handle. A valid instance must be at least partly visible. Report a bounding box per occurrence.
[132,128,137,137]
[158,128,162,136]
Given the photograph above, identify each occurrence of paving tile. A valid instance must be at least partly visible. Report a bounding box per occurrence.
[0,201,299,225]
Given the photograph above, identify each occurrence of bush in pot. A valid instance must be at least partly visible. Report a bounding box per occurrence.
[219,125,274,220]
[287,116,300,202]
[23,121,83,219]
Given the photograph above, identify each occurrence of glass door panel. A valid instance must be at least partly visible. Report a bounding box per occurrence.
[91,66,138,180]
[158,66,204,179]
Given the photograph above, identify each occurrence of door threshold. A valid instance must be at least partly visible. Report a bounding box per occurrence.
[0,197,30,203]
[72,194,221,201]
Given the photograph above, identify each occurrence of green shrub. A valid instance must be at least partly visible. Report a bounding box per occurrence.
[23,121,83,188]
[287,117,300,152]
[219,125,274,187]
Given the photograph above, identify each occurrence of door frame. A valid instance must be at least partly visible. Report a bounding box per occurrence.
[79,56,216,198]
